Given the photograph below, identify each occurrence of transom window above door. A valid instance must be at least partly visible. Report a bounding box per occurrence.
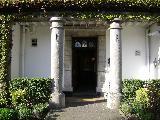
[73,38,96,49]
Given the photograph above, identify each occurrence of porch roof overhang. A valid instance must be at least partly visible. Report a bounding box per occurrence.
[0,0,160,22]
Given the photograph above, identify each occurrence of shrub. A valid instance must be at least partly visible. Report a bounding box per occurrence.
[27,78,52,105]
[132,88,152,120]
[121,87,151,119]
[33,103,49,119]
[147,80,160,119]
[10,77,52,106]
[135,88,149,104]
[121,79,160,120]
[122,79,145,102]
[17,104,33,120]
[9,77,52,120]
[120,102,133,115]
[11,89,27,106]
[0,108,18,120]
[0,94,7,107]
[10,77,28,91]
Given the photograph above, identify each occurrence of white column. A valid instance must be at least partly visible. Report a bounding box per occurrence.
[50,17,65,108]
[107,18,122,109]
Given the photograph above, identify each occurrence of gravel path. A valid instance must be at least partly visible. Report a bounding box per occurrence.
[46,97,125,120]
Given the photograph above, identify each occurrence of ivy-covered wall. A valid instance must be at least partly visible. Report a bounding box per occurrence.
[0,0,159,22]
[0,0,159,12]
[0,15,13,106]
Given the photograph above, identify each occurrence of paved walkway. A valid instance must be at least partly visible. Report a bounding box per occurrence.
[46,97,125,120]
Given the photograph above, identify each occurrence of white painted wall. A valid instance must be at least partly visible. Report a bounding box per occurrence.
[11,23,20,78]
[24,23,51,77]
[121,25,148,80]
[11,22,149,92]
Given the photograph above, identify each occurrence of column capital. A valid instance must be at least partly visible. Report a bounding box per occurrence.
[50,17,64,28]
[112,18,122,22]
[110,18,122,29]
[50,17,63,22]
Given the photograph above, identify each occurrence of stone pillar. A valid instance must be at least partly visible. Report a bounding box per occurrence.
[107,18,122,109]
[50,17,65,108]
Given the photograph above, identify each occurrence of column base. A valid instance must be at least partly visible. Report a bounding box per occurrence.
[49,92,65,108]
[107,92,121,110]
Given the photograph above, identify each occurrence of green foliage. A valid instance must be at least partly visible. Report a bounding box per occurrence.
[0,0,160,22]
[60,11,160,22]
[122,79,145,102]
[121,79,160,120]
[1,0,160,8]
[0,93,8,107]
[135,88,149,104]
[27,78,52,105]
[17,104,33,120]
[147,80,160,119]
[0,15,13,107]
[16,103,49,120]
[10,77,28,91]
[132,102,153,120]
[10,77,52,106]
[132,88,152,120]
[9,77,52,119]
[120,102,133,115]
[11,89,27,106]
[33,103,49,119]
[0,108,18,120]
[121,88,150,117]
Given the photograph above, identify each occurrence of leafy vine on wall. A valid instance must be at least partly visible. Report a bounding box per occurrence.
[0,15,13,106]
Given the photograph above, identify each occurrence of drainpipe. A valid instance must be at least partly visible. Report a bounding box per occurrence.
[146,22,157,80]
[145,27,151,80]
[19,25,26,77]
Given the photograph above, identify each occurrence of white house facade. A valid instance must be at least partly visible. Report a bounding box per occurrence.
[10,18,160,108]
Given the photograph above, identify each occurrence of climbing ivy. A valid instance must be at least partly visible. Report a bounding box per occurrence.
[0,15,13,107]
[1,0,160,8]
[0,0,160,16]
[60,11,160,22]
[0,0,160,22]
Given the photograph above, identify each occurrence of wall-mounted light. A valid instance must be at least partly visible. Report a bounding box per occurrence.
[108,58,110,66]
[153,58,158,67]
[153,58,160,68]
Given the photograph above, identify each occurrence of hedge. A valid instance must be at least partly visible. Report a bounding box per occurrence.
[121,79,160,120]
[0,77,52,120]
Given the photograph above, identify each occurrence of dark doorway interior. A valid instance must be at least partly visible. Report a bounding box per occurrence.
[72,37,97,94]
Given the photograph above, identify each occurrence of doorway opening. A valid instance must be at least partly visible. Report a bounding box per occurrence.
[72,37,97,95]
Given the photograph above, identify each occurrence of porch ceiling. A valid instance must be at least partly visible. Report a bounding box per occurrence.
[19,20,153,30]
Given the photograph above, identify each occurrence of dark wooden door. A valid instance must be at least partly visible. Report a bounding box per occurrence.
[72,37,97,93]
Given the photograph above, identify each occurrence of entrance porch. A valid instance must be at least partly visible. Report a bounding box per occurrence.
[11,17,157,109]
